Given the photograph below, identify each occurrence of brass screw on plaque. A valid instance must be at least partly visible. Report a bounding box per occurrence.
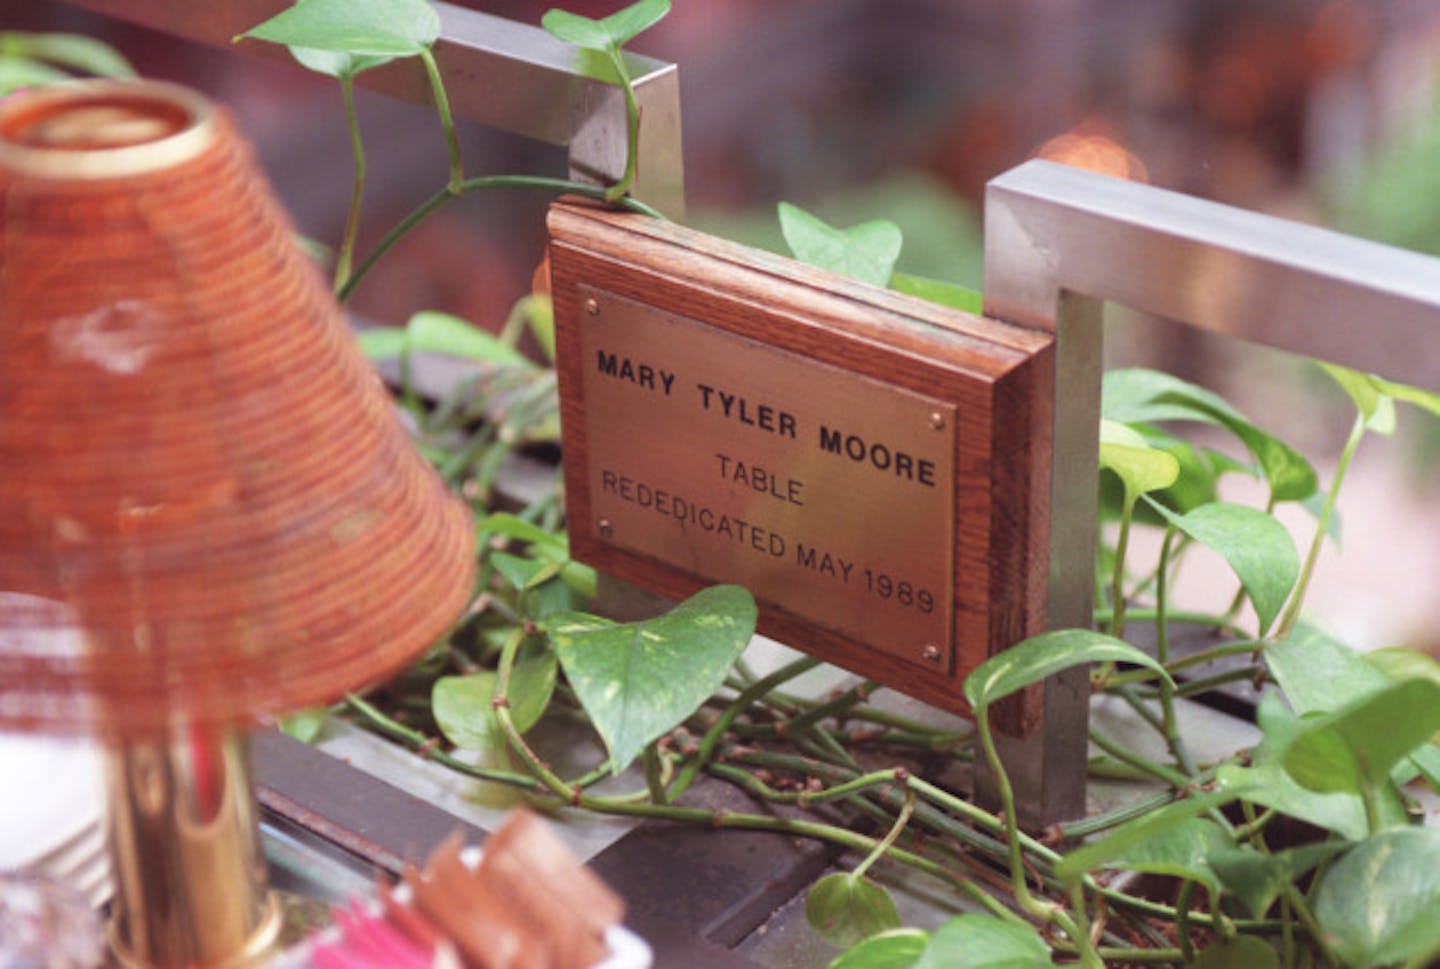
[921,643,942,664]
[585,297,600,316]
[597,518,613,538]
[928,411,946,430]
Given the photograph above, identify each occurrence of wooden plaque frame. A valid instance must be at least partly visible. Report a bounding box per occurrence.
[548,200,1053,727]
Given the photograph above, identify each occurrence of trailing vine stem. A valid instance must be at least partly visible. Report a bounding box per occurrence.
[1276,409,1366,639]
[337,177,665,303]
[602,46,641,202]
[334,75,365,293]
[850,788,915,880]
[974,707,1102,967]
[666,655,819,802]
[419,47,464,192]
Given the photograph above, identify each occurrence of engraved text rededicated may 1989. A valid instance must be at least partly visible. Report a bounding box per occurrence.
[579,287,957,671]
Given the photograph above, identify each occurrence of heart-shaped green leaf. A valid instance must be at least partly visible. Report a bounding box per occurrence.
[778,202,903,289]
[290,46,397,78]
[3,31,135,80]
[598,0,671,47]
[546,585,756,772]
[1283,677,1440,796]
[1314,827,1440,968]
[1371,374,1440,419]
[826,929,929,969]
[1217,693,1381,840]
[238,0,440,57]
[1187,936,1280,969]
[1145,500,1298,635]
[1363,645,1440,689]
[963,629,1172,714]
[432,645,557,750]
[0,58,70,94]
[489,552,558,591]
[541,0,670,51]
[1103,368,1317,501]
[477,512,566,550]
[356,325,407,360]
[1086,816,1230,894]
[279,707,329,743]
[1208,842,1346,918]
[1320,363,1389,430]
[889,272,983,314]
[407,311,531,367]
[539,10,611,49]
[1410,743,1440,793]
[1099,420,1181,502]
[806,873,902,948]
[913,914,1052,968]
[1055,791,1236,887]
[1265,626,1388,715]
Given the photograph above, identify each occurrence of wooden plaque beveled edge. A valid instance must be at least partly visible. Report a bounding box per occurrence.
[546,199,1054,733]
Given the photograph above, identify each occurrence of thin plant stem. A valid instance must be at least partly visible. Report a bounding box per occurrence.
[1113,684,1168,737]
[786,679,878,730]
[1174,879,1197,963]
[419,48,463,192]
[499,749,1017,925]
[1088,727,1192,790]
[975,707,1057,924]
[1109,498,1137,639]
[1153,527,1202,783]
[643,746,667,803]
[1060,790,1177,839]
[799,720,863,772]
[1089,948,1186,964]
[1064,882,1104,969]
[343,692,540,790]
[1284,883,1338,967]
[905,776,1061,865]
[1156,527,1178,737]
[603,47,639,201]
[1104,639,1265,687]
[1222,492,1278,626]
[666,656,820,802]
[1092,607,1250,641]
[334,75,365,292]
[1276,411,1365,639]
[1150,666,1260,699]
[706,761,900,807]
[851,789,915,880]
[338,177,664,303]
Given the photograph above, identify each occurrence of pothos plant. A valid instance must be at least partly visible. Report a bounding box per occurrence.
[120,0,1440,965]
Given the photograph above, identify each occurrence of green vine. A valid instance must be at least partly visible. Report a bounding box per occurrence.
[227,2,1440,966]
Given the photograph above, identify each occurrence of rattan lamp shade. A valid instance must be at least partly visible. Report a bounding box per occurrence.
[0,80,476,736]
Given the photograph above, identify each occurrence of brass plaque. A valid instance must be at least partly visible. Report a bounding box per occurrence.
[549,200,1055,724]
[577,286,956,671]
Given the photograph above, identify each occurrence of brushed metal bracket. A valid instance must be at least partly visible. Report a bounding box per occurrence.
[981,159,1440,827]
[57,0,685,217]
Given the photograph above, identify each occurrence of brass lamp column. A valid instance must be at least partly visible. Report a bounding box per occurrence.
[0,81,475,968]
[104,728,277,967]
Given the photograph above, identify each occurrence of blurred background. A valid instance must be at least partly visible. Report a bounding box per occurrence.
[7,0,1440,652]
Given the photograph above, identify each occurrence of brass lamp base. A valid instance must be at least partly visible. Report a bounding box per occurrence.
[103,727,281,969]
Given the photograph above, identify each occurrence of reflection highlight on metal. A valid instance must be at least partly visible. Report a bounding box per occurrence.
[982,158,1440,826]
[59,0,685,217]
[105,729,279,968]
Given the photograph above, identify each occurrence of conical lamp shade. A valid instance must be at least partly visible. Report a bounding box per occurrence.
[0,80,476,736]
